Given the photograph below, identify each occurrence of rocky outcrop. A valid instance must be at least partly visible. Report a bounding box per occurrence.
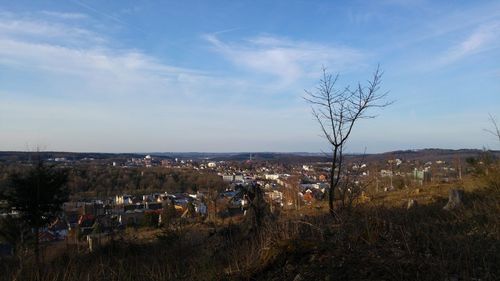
[443,189,464,211]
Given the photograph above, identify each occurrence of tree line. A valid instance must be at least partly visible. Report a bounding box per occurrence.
[0,164,227,198]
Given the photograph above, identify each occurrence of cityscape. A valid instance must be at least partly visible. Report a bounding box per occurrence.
[1,1,500,281]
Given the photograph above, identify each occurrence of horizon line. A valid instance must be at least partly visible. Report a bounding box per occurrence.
[0,147,498,156]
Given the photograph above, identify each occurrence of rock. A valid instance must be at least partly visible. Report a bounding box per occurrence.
[406,199,418,209]
[443,189,464,211]
[309,254,316,262]
[293,274,303,281]
[384,186,394,192]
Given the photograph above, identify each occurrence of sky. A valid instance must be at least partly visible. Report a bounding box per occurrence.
[0,0,499,153]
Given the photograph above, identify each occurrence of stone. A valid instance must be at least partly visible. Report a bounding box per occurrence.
[443,189,464,211]
[406,199,418,209]
[293,274,303,281]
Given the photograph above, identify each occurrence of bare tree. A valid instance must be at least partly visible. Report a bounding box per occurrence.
[283,175,302,210]
[304,66,391,217]
[485,114,500,144]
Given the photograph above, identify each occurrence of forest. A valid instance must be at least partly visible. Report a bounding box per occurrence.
[0,164,227,198]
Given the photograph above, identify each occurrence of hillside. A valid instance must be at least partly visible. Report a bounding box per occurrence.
[1,149,498,164]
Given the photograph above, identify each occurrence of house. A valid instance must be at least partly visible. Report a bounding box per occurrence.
[115,195,133,205]
[264,174,280,180]
[172,194,191,206]
[124,203,145,212]
[145,202,162,210]
[84,202,106,216]
[118,210,145,226]
[222,175,234,182]
[303,190,314,204]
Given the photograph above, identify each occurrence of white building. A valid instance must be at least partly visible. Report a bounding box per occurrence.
[264,174,280,180]
[115,194,133,205]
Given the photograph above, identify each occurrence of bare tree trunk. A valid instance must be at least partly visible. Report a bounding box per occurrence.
[329,161,335,216]
[328,146,339,216]
[35,162,41,278]
[305,66,390,218]
[34,225,40,275]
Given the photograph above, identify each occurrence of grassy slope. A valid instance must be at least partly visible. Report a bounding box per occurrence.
[2,176,499,281]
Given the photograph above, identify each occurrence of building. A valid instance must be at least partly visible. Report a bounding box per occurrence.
[144,155,152,167]
[264,174,280,180]
[115,195,133,205]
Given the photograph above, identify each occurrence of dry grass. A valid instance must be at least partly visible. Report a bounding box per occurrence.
[1,173,499,281]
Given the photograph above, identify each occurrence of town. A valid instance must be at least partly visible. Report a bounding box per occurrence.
[2,1,500,280]
[0,149,479,254]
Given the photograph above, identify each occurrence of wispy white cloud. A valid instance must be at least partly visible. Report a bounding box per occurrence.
[0,13,292,151]
[376,2,500,58]
[203,34,365,85]
[438,21,500,65]
[379,0,426,7]
[0,38,201,81]
[71,0,141,31]
[0,12,105,45]
[0,10,289,134]
[39,10,88,20]
[0,12,230,102]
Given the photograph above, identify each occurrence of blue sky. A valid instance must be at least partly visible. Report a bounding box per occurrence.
[0,0,499,153]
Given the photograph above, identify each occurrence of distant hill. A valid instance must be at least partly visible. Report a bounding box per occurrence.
[341,149,500,166]
[148,149,500,163]
[0,151,167,163]
[149,152,330,163]
[0,149,498,164]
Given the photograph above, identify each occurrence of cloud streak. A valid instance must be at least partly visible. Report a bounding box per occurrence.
[203,34,365,85]
[39,10,88,20]
[0,10,315,152]
[0,12,231,103]
[438,21,500,65]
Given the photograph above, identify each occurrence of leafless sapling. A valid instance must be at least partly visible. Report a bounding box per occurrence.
[304,66,391,217]
[486,114,500,144]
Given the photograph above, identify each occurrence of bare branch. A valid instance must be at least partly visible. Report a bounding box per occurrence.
[304,65,391,216]
[485,114,500,144]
